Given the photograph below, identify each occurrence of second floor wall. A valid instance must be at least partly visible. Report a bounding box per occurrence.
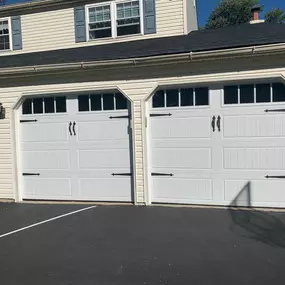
[0,0,198,55]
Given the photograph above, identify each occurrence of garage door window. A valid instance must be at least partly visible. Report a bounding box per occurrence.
[224,86,238,104]
[44,97,55,113]
[180,88,194,106]
[152,87,209,108]
[256,84,271,103]
[22,96,67,115]
[166,89,179,107]
[115,93,128,110]
[152,90,164,108]
[240,85,254,104]
[78,92,128,112]
[273,83,285,102]
[224,83,285,105]
[195,87,209,106]
[90,95,102,111]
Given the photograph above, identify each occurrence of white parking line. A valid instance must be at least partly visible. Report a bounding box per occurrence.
[0,205,97,239]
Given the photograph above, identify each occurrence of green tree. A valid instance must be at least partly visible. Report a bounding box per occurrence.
[265,8,285,24]
[205,0,260,29]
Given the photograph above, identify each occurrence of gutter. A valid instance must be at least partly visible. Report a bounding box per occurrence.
[1,43,285,76]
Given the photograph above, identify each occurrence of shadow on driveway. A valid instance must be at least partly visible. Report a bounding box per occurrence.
[228,181,285,249]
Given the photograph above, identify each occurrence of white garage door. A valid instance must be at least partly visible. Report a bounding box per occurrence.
[150,83,285,208]
[19,92,133,202]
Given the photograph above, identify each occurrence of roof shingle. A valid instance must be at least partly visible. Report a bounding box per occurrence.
[1,23,285,69]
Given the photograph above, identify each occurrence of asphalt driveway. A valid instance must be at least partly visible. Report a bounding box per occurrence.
[0,203,285,285]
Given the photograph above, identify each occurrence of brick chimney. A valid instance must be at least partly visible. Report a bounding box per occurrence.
[250,4,265,24]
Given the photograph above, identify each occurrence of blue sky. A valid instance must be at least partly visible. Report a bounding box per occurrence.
[197,0,285,26]
[4,0,285,26]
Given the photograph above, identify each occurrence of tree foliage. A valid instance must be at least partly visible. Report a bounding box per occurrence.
[264,8,285,24]
[205,0,259,29]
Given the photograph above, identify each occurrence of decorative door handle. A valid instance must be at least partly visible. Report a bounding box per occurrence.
[68,121,72,136]
[211,116,216,132]
[73,121,76,136]
[217,116,221,132]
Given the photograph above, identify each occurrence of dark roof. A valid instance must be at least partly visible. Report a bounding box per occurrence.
[2,23,285,69]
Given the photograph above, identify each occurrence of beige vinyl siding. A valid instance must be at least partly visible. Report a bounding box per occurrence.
[0,95,17,199]
[156,0,184,35]
[21,8,75,52]
[0,0,184,55]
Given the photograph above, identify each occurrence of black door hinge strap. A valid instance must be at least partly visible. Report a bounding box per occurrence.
[152,173,174,177]
[20,119,38,123]
[265,175,285,179]
[112,173,132,176]
[109,115,130,119]
[150,113,172,117]
[265,109,285,113]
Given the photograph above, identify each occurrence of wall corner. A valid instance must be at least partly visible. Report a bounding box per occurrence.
[184,0,198,34]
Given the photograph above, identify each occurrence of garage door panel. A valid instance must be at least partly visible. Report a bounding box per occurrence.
[24,177,72,198]
[219,140,285,147]
[23,150,70,170]
[150,101,214,204]
[22,122,68,142]
[152,178,213,203]
[223,114,285,138]
[151,116,211,139]
[150,85,285,208]
[75,140,129,149]
[78,120,129,141]
[224,179,285,207]
[78,178,132,201]
[21,144,71,151]
[224,147,285,170]
[221,104,285,208]
[152,148,212,169]
[76,168,131,176]
[152,140,212,148]
[78,149,131,169]
[20,94,133,202]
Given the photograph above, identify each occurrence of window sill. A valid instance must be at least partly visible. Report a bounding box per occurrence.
[0,49,12,52]
[87,32,143,43]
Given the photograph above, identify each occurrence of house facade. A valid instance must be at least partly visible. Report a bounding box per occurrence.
[0,0,285,208]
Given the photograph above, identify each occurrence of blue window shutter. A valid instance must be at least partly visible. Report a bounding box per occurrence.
[143,0,156,34]
[11,16,22,50]
[74,7,86,43]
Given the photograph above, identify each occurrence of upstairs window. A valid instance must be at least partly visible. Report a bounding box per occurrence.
[88,5,112,39]
[116,1,140,36]
[86,0,142,40]
[0,19,10,51]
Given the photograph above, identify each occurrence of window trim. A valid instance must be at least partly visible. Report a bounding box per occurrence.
[0,17,13,52]
[85,0,144,41]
